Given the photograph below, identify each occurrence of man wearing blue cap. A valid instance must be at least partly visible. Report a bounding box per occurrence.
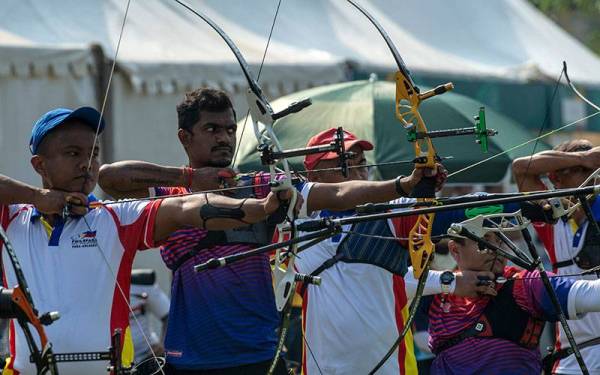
[0,106,293,375]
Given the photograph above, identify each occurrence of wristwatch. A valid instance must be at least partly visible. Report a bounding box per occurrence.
[440,271,455,294]
[394,175,408,196]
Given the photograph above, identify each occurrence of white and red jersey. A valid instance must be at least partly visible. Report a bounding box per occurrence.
[0,199,161,375]
[295,183,417,375]
[535,220,600,374]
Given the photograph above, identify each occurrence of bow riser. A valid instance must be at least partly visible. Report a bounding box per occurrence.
[408,213,435,277]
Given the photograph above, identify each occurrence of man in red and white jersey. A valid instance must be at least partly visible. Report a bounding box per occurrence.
[295,129,496,375]
[513,139,600,374]
[1,106,290,375]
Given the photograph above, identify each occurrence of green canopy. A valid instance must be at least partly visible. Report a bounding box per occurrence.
[235,79,550,183]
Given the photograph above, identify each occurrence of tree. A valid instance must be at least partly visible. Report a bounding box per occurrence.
[529,0,600,55]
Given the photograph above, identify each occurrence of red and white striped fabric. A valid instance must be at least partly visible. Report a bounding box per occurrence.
[295,183,417,375]
[1,199,161,375]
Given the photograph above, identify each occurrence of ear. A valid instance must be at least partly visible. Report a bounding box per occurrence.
[30,155,47,179]
[448,240,460,263]
[177,128,192,148]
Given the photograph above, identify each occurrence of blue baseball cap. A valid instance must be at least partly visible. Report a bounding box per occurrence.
[29,107,105,154]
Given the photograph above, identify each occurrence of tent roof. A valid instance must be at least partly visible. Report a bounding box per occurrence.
[0,0,346,94]
[1,0,599,90]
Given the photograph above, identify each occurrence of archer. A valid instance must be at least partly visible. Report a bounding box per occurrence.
[513,139,600,374]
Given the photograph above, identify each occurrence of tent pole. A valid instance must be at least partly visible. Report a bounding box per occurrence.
[90,43,115,168]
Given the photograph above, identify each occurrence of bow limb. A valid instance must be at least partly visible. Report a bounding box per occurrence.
[172,2,319,374]
[564,61,600,113]
[344,1,455,373]
[0,226,58,375]
[346,0,456,280]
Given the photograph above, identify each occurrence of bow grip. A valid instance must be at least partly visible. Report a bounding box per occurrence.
[0,287,24,319]
[272,98,312,120]
[297,218,334,232]
[411,176,436,199]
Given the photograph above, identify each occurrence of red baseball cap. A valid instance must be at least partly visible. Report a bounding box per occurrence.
[303,128,373,170]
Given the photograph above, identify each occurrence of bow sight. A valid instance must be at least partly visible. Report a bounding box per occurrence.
[406,107,498,153]
[258,126,355,178]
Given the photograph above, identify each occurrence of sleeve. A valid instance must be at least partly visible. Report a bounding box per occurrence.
[109,199,163,251]
[404,267,447,299]
[298,181,314,219]
[533,222,557,267]
[150,186,189,198]
[389,215,417,248]
[146,284,170,319]
[568,279,600,319]
[512,269,576,321]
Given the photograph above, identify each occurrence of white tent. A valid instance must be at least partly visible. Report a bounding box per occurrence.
[199,0,600,83]
[1,0,600,290]
[0,0,347,185]
[321,0,600,83]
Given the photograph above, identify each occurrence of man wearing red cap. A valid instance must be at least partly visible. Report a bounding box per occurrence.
[303,127,374,179]
[295,127,512,375]
[99,88,452,374]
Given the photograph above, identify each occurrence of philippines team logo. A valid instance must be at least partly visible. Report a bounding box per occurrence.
[71,230,98,248]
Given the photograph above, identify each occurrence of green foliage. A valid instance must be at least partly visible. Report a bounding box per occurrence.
[528,0,600,55]
[529,0,600,13]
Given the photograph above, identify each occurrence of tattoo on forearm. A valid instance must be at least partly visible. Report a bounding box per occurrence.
[128,165,182,186]
[130,165,169,174]
[131,177,173,185]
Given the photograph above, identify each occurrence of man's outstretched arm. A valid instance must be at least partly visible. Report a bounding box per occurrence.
[99,161,234,199]
[306,165,447,213]
[152,190,295,242]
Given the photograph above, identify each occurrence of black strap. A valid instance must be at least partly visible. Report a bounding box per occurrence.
[171,231,227,271]
[311,253,345,279]
[299,252,345,297]
[543,336,600,372]
[433,318,489,354]
[298,227,355,296]
[553,259,575,269]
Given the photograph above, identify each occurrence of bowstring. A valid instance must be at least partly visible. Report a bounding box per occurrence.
[249,2,324,373]
[514,67,565,192]
[81,0,165,372]
[231,0,283,169]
